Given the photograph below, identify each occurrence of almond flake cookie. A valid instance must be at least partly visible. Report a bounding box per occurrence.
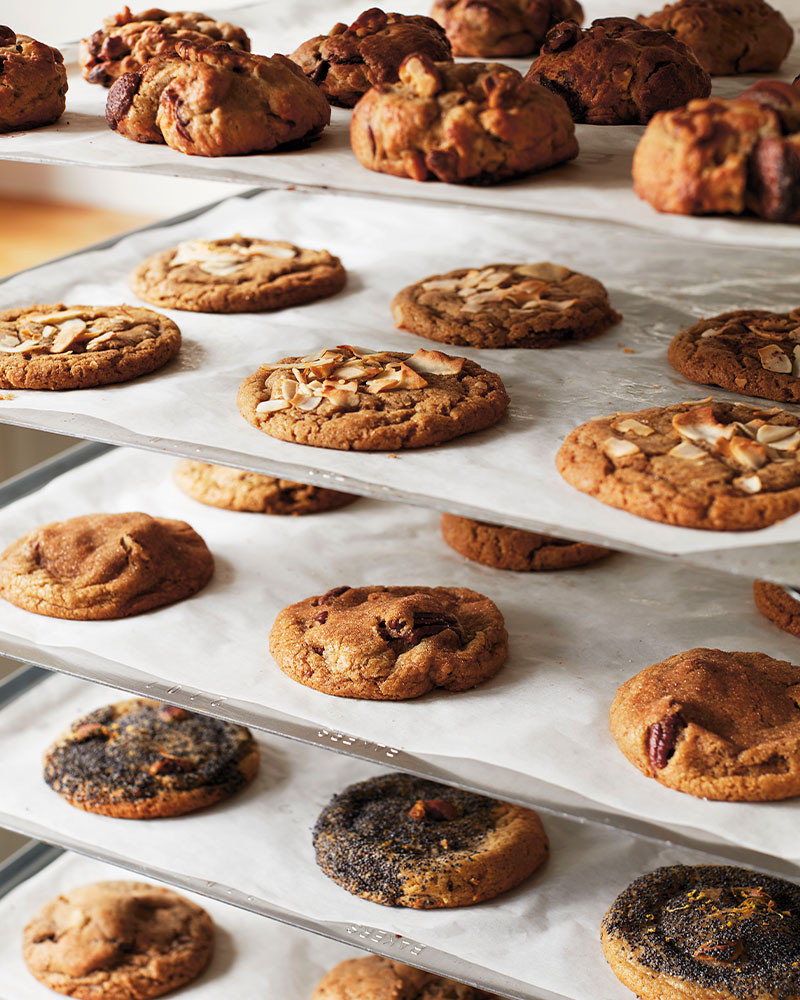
[392,262,621,349]
[130,236,346,313]
[557,398,800,531]
[270,584,507,699]
[753,580,800,639]
[0,303,180,390]
[0,26,67,132]
[313,772,548,908]
[238,345,509,451]
[431,0,583,58]
[24,881,214,1000]
[314,957,494,1000]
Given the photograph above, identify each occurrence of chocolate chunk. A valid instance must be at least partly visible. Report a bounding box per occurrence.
[0,25,15,46]
[105,70,142,129]
[313,585,351,606]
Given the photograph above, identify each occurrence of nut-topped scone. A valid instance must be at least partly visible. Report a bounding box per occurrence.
[313,773,548,907]
[238,345,509,451]
[0,26,67,132]
[314,957,495,1000]
[269,584,508,699]
[556,398,800,531]
[431,0,583,57]
[290,8,452,108]
[392,262,621,349]
[350,54,577,184]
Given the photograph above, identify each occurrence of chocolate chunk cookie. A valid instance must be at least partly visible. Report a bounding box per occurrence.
[314,957,495,1000]
[0,512,214,620]
[602,864,800,1000]
[0,26,67,132]
[290,8,452,108]
[754,580,800,639]
[392,262,621,349]
[611,648,800,802]
[637,0,794,75]
[431,0,583,57]
[105,38,331,156]
[24,880,214,999]
[313,773,548,908]
[238,345,509,451]
[556,398,800,531]
[525,17,710,125]
[350,54,577,184]
[270,584,507,699]
[130,236,346,313]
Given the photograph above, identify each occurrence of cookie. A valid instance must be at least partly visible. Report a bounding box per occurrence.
[668,309,800,403]
[23,880,213,1000]
[43,698,258,818]
[130,236,346,313]
[314,957,494,1000]
[556,398,800,531]
[290,8,452,108]
[312,772,548,908]
[601,864,800,1000]
[637,0,794,75]
[0,26,67,132]
[430,0,583,57]
[0,303,180,390]
[269,584,507,699]
[391,262,621,349]
[611,647,800,802]
[105,38,330,156]
[753,579,800,639]
[238,345,509,451]
[350,54,577,184]
[174,459,357,514]
[525,17,710,125]
[0,512,214,620]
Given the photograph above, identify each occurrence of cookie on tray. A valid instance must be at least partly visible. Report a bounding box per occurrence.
[313,772,548,907]
[430,0,583,58]
[270,584,508,699]
[556,398,800,531]
[0,512,214,620]
[23,880,214,999]
[238,345,509,451]
[391,262,621,349]
[753,579,800,639]
[0,26,67,132]
[290,8,452,108]
[314,956,495,1000]
[350,55,577,184]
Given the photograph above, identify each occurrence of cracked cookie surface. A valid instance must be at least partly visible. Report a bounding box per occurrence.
[431,0,583,57]
[0,26,67,132]
[314,956,494,1000]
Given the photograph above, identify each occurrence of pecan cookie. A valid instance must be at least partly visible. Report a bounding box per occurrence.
[611,648,800,802]
[174,459,357,515]
[79,6,250,86]
[753,580,800,639]
[526,17,710,125]
[269,584,507,699]
[238,345,509,451]
[313,773,548,908]
[0,512,214,620]
[0,26,67,132]
[602,865,800,1000]
[431,0,583,57]
[556,398,800,531]
[24,881,214,1000]
[0,303,180,390]
[290,8,452,108]
[314,957,495,1000]
[106,39,331,156]
[392,262,620,349]
[350,54,577,184]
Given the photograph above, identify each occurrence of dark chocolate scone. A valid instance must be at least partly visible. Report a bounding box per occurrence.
[313,773,548,907]
[0,26,67,132]
[43,699,259,819]
[754,580,800,640]
[314,956,494,1000]
[431,0,583,57]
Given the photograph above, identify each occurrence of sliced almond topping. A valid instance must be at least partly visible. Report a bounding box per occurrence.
[668,441,706,461]
[25,308,89,324]
[758,344,792,373]
[406,348,464,376]
[520,297,578,312]
[50,319,88,354]
[476,269,511,289]
[612,418,655,436]
[331,362,369,379]
[458,268,495,290]
[793,345,800,378]
[281,378,299,401]
[421,278,462,292]
[0,334,19,349]
[700,327,722,339]
[365,374,402,394]
[320,386,360,408]
[768,431,800,452]
[672,405,735,445]
[292,393,322,411]
[724,435,769,470]
[514,262,571,282]
[85,330,119,351]
[0,339,45,353]
[395,363,429,389]
[756,423,797,444]
[733,474,762,494]
[255,398,290,414]
[603,437,641,459]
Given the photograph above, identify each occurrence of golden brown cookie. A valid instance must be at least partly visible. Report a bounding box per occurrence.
[0,512,214,620]
[431,0,583,57]
[23,881,214,1000]
[314,956,494,1000]
[313,773,548,908]
[753,579,800,639]
[0,26,67,132]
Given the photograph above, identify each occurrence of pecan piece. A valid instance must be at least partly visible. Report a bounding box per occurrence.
[72,723,109,742]
[313,610,329,624]
[647,714,685,770]
[150,756,193,775]
[542,20,581,53]
[158,705,188,722]
[313,586,351,606]
[408,798,460,821]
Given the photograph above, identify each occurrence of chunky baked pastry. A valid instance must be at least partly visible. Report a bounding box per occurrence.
[525,17,710,125]
[290,8,452,108]
[556,398,800,531]
[0,26,67,132]
[270,584,507,699]
[238,345,509,451]
[43,698,258,818]
[602,865,800,1000]
[23,881,213,999]
[106,39,331,156]
[350,54,577,184]
[754,580,800,639]
[392,262,620,349]
[0,512,214,619]
[637,0,794,75]
[79,6,250,86]
[431,0,583,57]
[314,957,494,1000]
[313,773,548,907]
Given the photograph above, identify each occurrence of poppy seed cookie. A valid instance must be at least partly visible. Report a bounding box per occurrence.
[753,580,800,639]
[431,0,583,57]
[0,26,67,132]
[314,956,495,1000]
